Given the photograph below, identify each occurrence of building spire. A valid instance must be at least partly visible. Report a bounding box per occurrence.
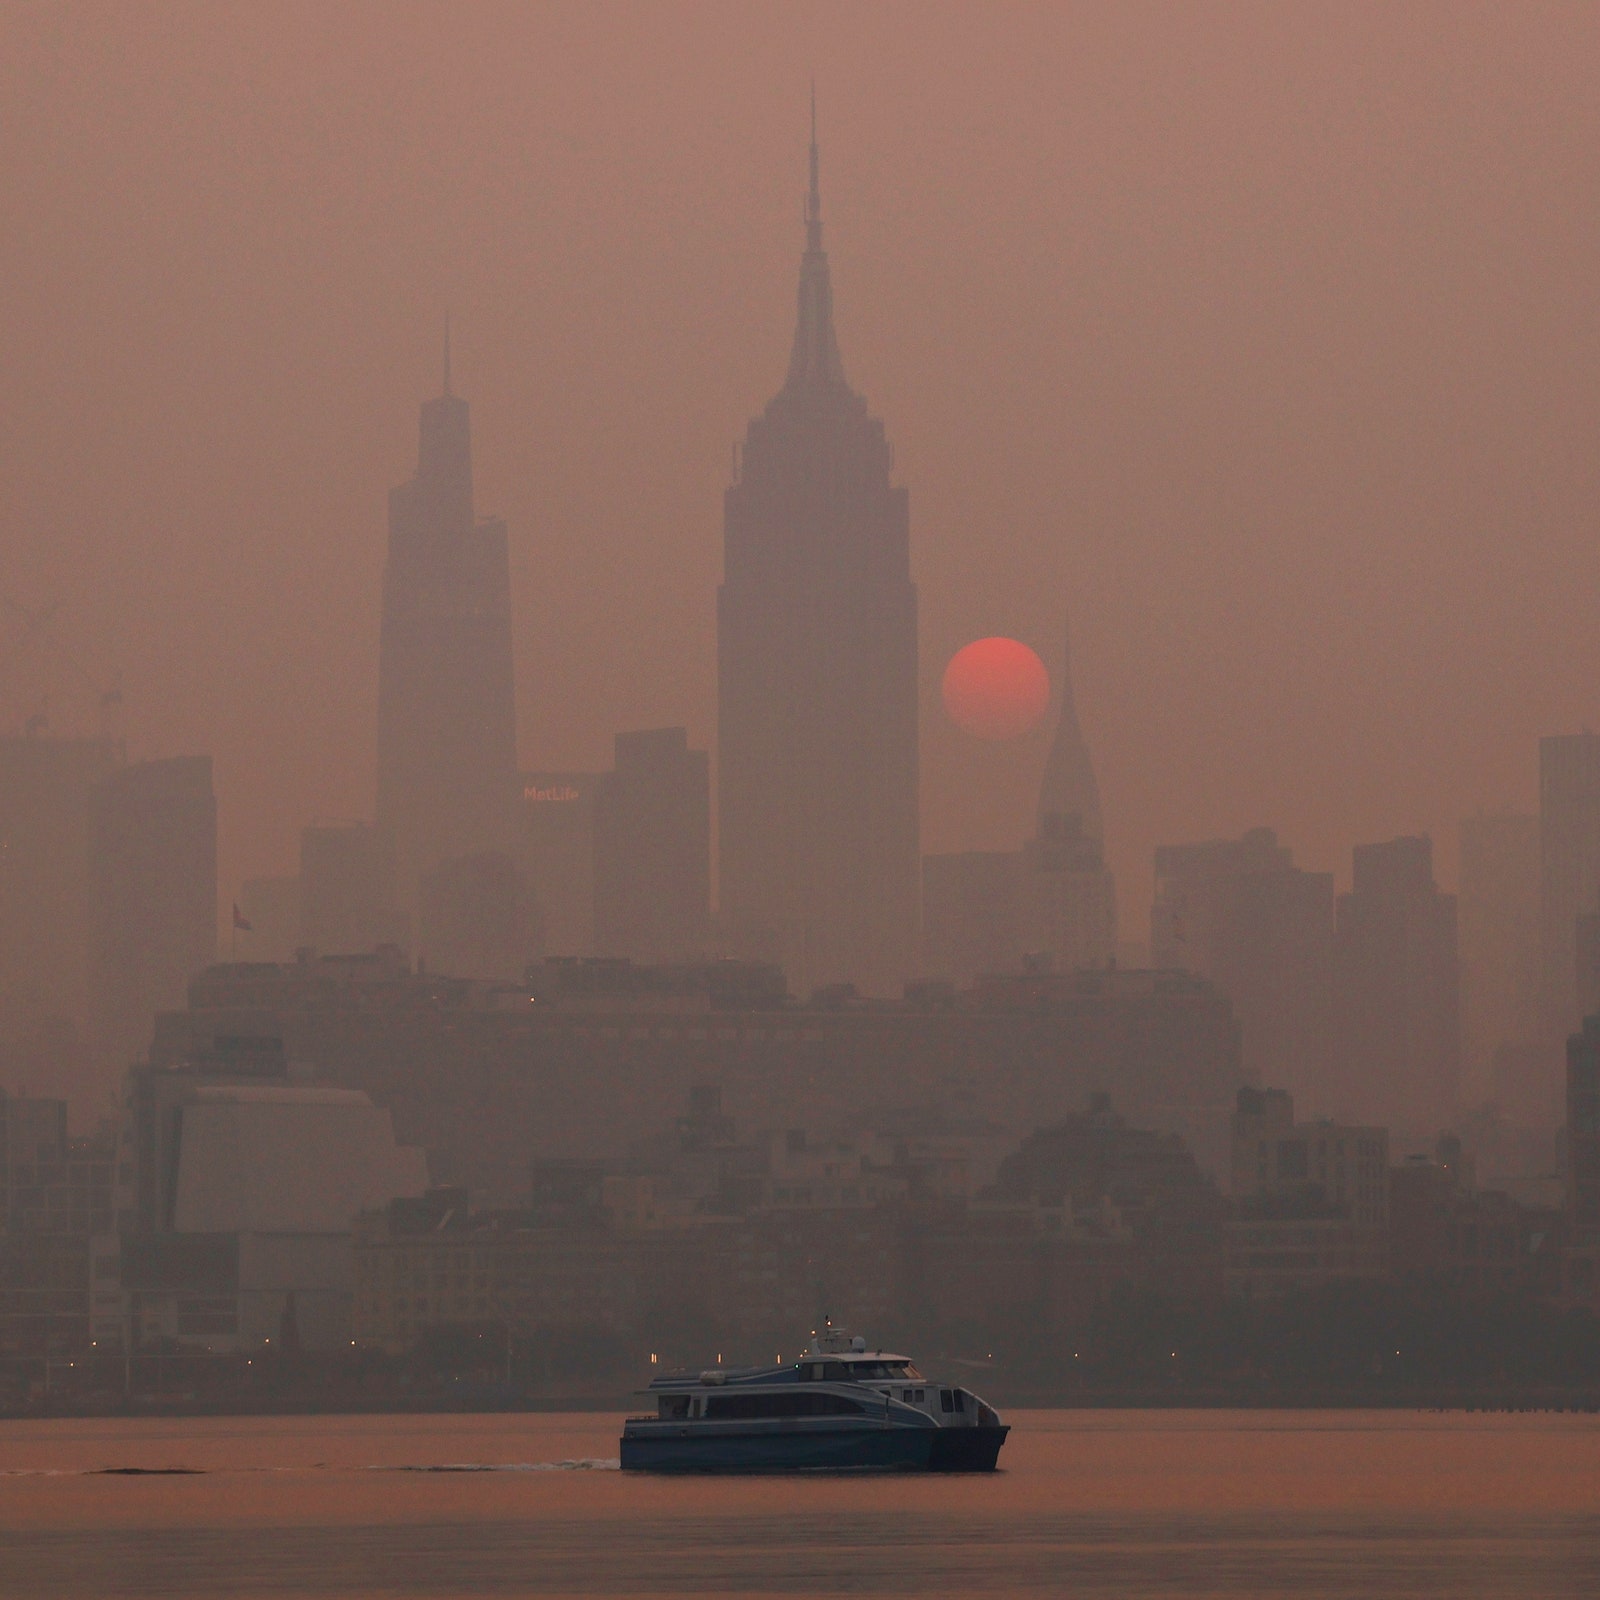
[785,85,846,390]
[442,311,453,397]
[1037,612,1104,848]
[807,80,821,253]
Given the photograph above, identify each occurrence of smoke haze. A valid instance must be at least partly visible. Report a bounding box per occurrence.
[3,1,1598,935]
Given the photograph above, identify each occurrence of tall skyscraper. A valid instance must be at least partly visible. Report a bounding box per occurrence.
[1333,835,1460,1131]
[88,756,217,1075]
[1152,827,1334,1109]
[1023,621,1116,971]
[717,107,919,995]
[593,729,710,963]
[376,332,518,915]
[1540,733,1600,1040]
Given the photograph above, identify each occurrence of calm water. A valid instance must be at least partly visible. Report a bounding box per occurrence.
[0,1410,1597,1596]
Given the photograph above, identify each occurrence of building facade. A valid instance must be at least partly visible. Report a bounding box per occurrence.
[1152,827,1334,1110]
[1458,811,1541,1107]
[1333,835,1460,1131]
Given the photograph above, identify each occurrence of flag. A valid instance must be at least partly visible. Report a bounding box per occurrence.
[232,903,252,932]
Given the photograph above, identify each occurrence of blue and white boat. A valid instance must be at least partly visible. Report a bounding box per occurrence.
[620,1325,1009,1473]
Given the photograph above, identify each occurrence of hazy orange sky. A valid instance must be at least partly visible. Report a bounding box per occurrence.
[3,1,1598,938]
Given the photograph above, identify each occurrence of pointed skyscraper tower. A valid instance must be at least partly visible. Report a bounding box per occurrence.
[1024,617,1117,969]
[718,102,920,993]
[1036,616,1103,849]
[376,328,519,919]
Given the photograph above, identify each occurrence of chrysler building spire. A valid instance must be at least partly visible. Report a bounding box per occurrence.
[1037,613,1104,846]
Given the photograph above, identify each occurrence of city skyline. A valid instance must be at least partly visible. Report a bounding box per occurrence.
[4,7,1599,942]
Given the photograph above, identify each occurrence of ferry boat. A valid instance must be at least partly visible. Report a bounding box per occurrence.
[620,1326,1009,1473]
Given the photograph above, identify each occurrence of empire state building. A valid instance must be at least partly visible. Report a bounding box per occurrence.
[718,112,920,993]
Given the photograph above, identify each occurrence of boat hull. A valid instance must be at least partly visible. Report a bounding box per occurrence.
[927,1424,1009,1472]
[620,1420,936,1474]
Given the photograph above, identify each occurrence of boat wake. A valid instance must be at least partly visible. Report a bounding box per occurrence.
[379,1459,620,1473]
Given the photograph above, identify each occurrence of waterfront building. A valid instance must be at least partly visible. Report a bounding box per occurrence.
[117,1042,425,1352]
[0,1088,114,1358]
[157,957,1247,1208]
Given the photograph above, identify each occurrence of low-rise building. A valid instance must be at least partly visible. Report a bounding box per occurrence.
[1225,1087,1389,1295]
[113,1045,426,1351]
[0,1090,114,1362]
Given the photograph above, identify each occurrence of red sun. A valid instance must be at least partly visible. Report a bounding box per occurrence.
[942,637,1051,741]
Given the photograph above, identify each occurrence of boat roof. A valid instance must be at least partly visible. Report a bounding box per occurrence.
[645,1350,916,1391]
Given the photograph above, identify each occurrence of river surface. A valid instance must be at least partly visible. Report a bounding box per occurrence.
[0,1410,1596,1596]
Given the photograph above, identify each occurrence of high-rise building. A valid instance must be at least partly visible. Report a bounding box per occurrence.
[1022,622,1116,971]
[717,109,919,995]
[1458,812,1540,1098]
[1333,835,1460,1131]
[1540,734,1600,1041]
[299,823,406,957]
[376,332,518,913]
[88,756,217,1075]
[0,733,117,1033]
[517,771,599,958]
[593,729,710,963]
[1152,827,1334,1108]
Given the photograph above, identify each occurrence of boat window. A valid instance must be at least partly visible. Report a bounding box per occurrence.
[799,1360,850,1382]
[953,1389,967,1412]
[703,1390,865,1420]
[939,1388,954,1413]
[658,1394,690,1420]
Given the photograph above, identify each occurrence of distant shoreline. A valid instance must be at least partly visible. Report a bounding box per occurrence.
[6,1388,1600,1422]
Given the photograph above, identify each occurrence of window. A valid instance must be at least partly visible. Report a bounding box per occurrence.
[704,1390,865,1420]
[798,1360,849,1382]
[658,1395,691,1420]
[940,1388,954,1413]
